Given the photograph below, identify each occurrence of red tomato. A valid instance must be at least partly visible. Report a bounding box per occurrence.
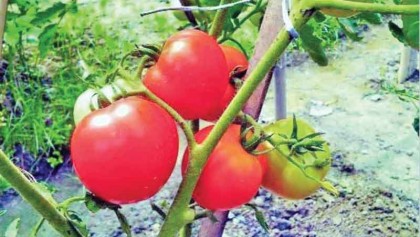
[144,29,229,120]
[182,125,263,210]
[202,45,249,121]
[71,97,179,204]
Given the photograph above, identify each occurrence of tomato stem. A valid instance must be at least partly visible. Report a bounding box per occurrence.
[209,0,233,38]
[0,150,82,237]
[308,0,419,14]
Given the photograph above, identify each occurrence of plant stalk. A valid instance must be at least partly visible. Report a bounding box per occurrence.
[309,0,419,14]
[0,150,80,237]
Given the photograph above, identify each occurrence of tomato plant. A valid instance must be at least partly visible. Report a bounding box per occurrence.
[203,45,249,121]
[144,29,229,120]
[182,125,264,210]
[71,96,179,204]
[260,118,332,199]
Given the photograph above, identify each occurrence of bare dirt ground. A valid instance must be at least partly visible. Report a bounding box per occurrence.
[1,15,419,237]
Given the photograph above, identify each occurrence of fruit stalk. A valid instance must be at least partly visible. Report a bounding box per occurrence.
[0,150,81,237]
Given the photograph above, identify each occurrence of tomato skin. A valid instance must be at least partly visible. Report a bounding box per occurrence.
[202,45,249,121]
[182,125,263,211]
[261,118,331,200]
[144,29,229,120]
[71,97,179,204]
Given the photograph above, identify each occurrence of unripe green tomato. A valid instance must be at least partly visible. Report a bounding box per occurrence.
[320,0,372,18]
[260,118,332,200]
[73,89,98,125]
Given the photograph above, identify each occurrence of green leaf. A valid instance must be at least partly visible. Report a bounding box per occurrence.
[38,23,58,58]
[338,18,363,41]
[298,24,328,66]
[255,209,270,233]
[84,192,119,213]
[388,21,407,45]
[313,12,327,23]
[5,218,20,237]
[31,2,66,25]
[15,7,37,30]
[413,116,419,136]
[114,209,132,237]
[358,12,382,25]
[246,204,270,233]
[66,210,89,237]
[4,21,20,46]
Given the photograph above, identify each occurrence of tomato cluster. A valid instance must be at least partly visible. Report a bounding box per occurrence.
[70,29,331,210]
[71,30,250,205]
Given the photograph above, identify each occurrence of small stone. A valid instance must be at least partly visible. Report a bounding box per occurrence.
[254,196,265,206]
[309,100,333,117]
[277,220,292,231]
[332,215,342,225]
[367,94,383,102]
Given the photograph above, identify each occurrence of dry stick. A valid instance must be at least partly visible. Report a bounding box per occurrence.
[179,0,198,27]
[198,1,285,236]
[242,0,284,119]
[0,0,8,59]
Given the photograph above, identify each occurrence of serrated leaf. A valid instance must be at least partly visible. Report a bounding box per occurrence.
[5,218,20,237]
[338,18,363,41]
[31,2,66,25]
[298,24,328,66]
[388,21,407,44]
[255,210,270,233]
[358,12,382,25]
[38,23,58,58]
[114,209,132,237]
[15,7,37,30]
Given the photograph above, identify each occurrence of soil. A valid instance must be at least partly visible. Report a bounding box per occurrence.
[0,6,419,237]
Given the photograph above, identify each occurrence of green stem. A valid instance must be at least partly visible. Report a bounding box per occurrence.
[309,0,419,14]
[135,56,150,78]
[158,6,310,237]
[209,0,232,37]
[0,150,81,237]
[141,86,197,149]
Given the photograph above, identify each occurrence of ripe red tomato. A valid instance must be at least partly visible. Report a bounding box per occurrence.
[202,45,249,121]
[144,29,229,120]
[182,125,263,210]
[260,118,331,199]
[71,96,179,204]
